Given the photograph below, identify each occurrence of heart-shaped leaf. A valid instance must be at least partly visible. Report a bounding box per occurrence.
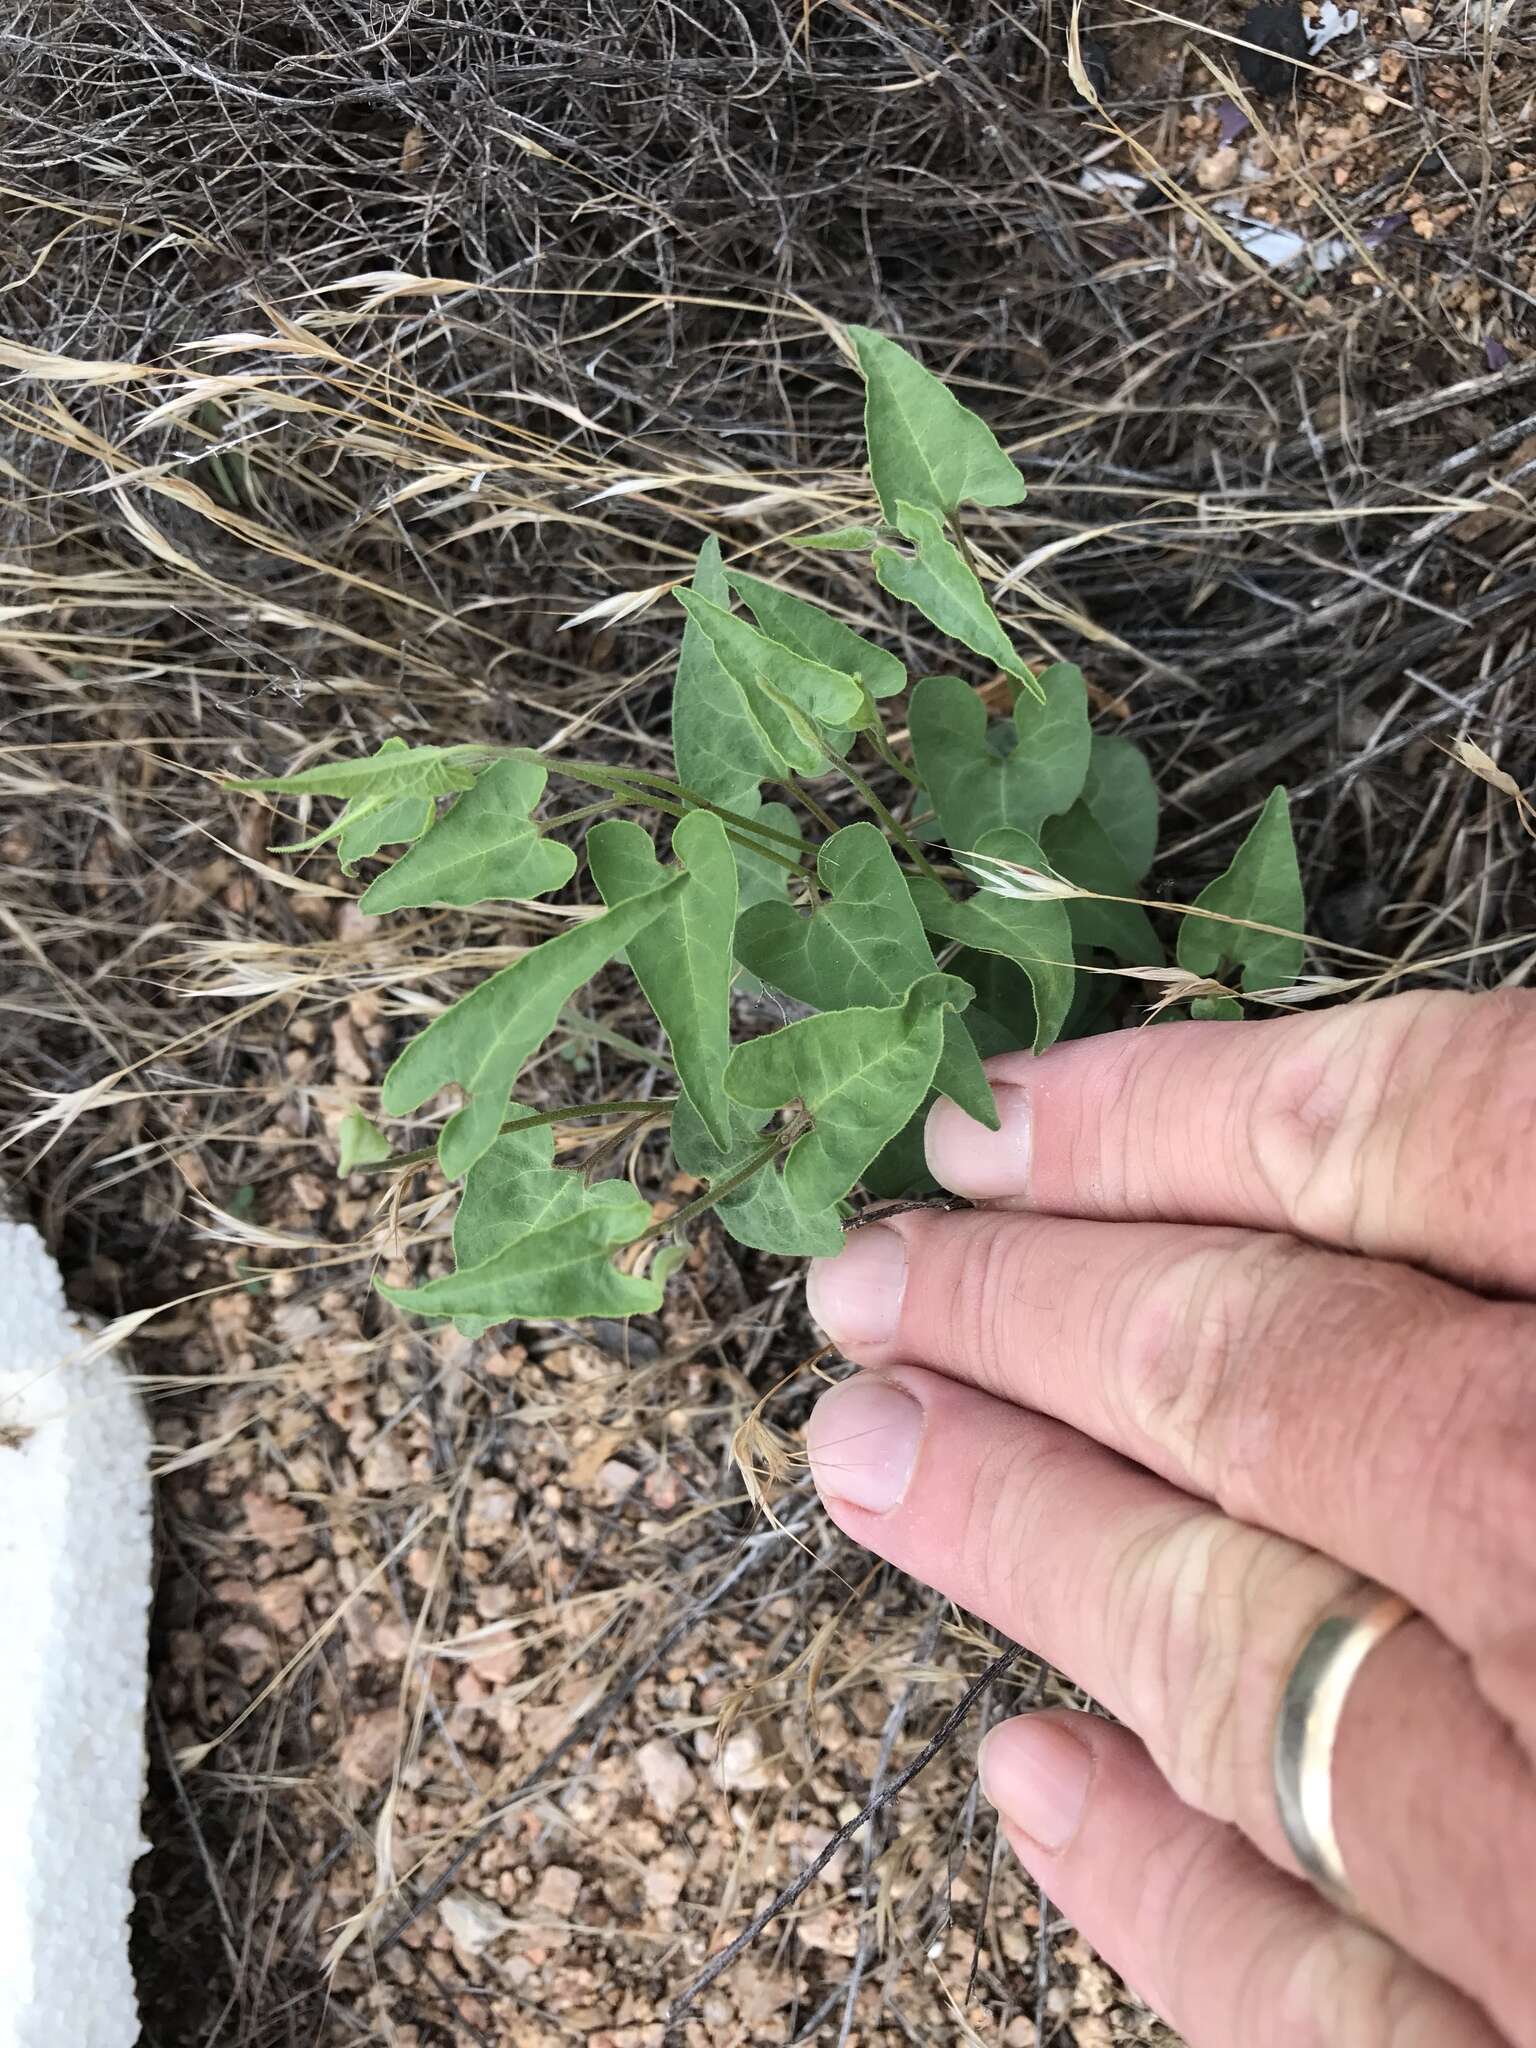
[735,821,997,1128]
[671,538,780,811]
[359,758,577,914]
[969,950,1070,1044]
[1081,734,1159,882]
[873,504,1037,691]
[1177,787,1303,997]
[381,874,684,1179]
[725,972,972,1213]
[731,801,805,998]
[589,811,738,1149]
[726,570,905,700]
[909,827,1075,1052]
[377,1125,658,1329]
[733,802,804,916]
[1039,803,1163,966]
[909,665,1090,850]
[849,326,1026,525]
[670,1094,844,1257]
[1013,662,1094,813]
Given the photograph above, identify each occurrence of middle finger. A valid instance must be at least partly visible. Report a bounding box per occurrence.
[805,1363,1536,2040]
[806,1207,1536,1652]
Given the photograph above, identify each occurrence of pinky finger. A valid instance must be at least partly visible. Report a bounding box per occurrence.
[979,1711,1502,2048]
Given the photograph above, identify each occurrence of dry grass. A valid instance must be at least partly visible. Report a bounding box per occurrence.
[3,1,1536,2042]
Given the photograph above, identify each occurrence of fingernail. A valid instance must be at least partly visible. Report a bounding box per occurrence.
[978,1715,1092,1852]
[925,1082,1032,1199]
[805,1375,923,1514]
[806,1223,907,1348]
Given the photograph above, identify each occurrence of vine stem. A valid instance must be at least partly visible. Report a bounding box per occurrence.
[635,1112,811,1245]
[832,746,943,882]
[785,774,841,838]
[365,1097,677,1175]
[610,765,808,854]
[540,795,625,830]
[511,749,808,875]
[946,507,982,577]
[865,720,922,791]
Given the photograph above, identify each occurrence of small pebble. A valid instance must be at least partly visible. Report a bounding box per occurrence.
[1196,146,1241,191]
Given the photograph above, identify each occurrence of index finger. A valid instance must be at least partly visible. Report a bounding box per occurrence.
[924,989,1536,1297]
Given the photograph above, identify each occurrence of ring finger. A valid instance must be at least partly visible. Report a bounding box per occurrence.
[979,1710,1502,2048]
[805,1362,1536,2041]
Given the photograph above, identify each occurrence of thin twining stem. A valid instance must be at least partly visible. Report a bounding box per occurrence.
[367,1097,678,1174]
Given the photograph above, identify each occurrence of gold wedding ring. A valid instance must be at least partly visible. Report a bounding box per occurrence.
[1272,1582,1415,1915]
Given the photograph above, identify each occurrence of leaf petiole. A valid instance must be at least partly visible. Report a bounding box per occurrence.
[865,720,923,791]
[541,796,625,830]
[784,775,842,838]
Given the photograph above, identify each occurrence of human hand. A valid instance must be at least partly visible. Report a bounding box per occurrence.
[802,990,1536,2047]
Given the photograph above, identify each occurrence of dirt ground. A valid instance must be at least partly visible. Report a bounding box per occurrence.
[2,0,1534,2042]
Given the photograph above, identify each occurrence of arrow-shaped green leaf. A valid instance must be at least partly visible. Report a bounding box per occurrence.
[863,960,1060,1200]
[674,588,866,771]
[909,827,1075,1053]
[858,1001,1039,1198]
[337,1106,391,1174]
[735,821,997,1129]
[725,571,905,701]
[1177,787,1303,1004]
[235,742,490,802]
[589,811,738,1149]
[377,1125,658,1329]
[873,504,1037,692]
[909,665,1090,850]
[359,758,577,914]
[792,525,885,553]
[381,875,685,1179]
[278,737,437,869]
[849,326,1026,525]
[672,538,780,811]
[725,972,971,1213]
[243,737,481,869]
[862,1010,1037,1203]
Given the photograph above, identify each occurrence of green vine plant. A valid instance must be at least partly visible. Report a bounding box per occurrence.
[237,327,1305,1329]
